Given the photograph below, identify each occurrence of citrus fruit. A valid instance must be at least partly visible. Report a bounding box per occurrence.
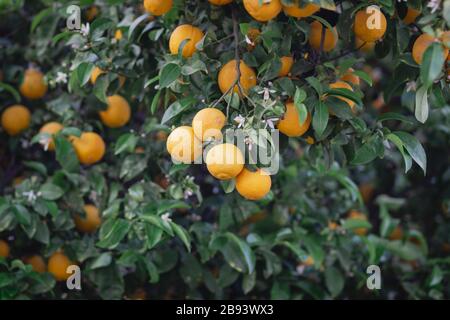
[1,105,31,136]
[208,0,233,5]
[39,122,64,151]
[277,102,311,137]
[235,168,271,200]
[74,204,102,233]
[19,68,47,100]
[402,7,420,25]
[71,132,106,165]
[166,126,202,163]
[169,24,204,58]
[205,143,244,180]
[243,0,282,22]
[347,210,368,236]
[24,255,46,273]
[354,6,387,42]
[412,33,448,65]
[192,108,226,141]
[48,251,73,281]
[308,20,337,52]
[218,60,257,95]
[278,56,294,77]
[0,240,10,258]
[99,95,131,128]
[283,1,320,18]
[143,0,173,16]
[329,81,356,111]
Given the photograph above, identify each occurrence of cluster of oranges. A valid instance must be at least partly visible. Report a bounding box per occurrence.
[0,204,102,281]
[146,0,384,200]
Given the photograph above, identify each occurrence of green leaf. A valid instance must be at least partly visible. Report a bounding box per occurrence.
[93,74,109,103]
[150,90,162,114]
[325,266,345,298]
[39,183,64,200]
[77,62,95,87]
[386,133,412,173]
[351,143,378,165]
[114,133,138,155]
[420,43,445,88]
[159,63,181,88]
[170,222,191,252]
[377,112,415,124]
[211,232,256,274]
[13,204,31,226]
[128,13,151,40]
[161,97,196,124]
[97,219,131,249]
[415,85,429,123]
[0,82,21,102]
[31,8,53,32]
[312,100,328,137]
[54,135,80,172]
[393,131,427,174]
[352,70,373,86]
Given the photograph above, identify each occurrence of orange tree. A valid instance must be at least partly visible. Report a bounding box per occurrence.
[0,0,449,299]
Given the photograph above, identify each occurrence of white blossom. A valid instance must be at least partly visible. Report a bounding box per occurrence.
[80,23,90,37]
[234,114,246,128]
[263,118,279,130]
[23,191,38,202]
[184,188,193,199]
[427,0,441,13]
[161,213,172,222]
[39,136,51,151]
[244,136,254,151]
[406,81,417,92]
[55,71,68,84]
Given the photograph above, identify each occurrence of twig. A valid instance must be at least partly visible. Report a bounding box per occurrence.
[231,6,245,98]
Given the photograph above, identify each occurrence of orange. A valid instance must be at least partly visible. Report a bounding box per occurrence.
[13,176,25,186]
[71,132,106,165]
[329,81,355,111]
[218,60,257,95]
[19,68,47,100]
[86,6,99,22]
[39,122,64,151]
[302,256,314,267]
[283,1,320,18]
[208,0,233,5]
[205,143,244,180]
[90,67,126,87]
[355,37,375,53]
[24,255,46,273]
[48,251,73,281]
[99,95,131,128]
[278,56,294,77]
[129,288,148,300]
[1,105,31,136]
[305,136,315,145]
[169,24,204,58]
[143,0,173,16]
[308,21,337,52]
[277,102,311,137]
[74,204,102,233]
[243,0,282,22]
[192,108,226,141]
[354,6,387,42]
[388,226,403,241]
[442,31,450,48]
[402,8,420,25]
[340,68,360,86]
[246,28,261,51]
[155,130,168,141]
[412,33,448,65]
[347,210,368,236]
[0,240,10,258]
[166,126,202,163]
[114,29,123,40]
[328,221,338,230]
[236,168,271,200]
[358,182,374,203]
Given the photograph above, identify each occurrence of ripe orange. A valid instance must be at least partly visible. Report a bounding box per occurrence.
[71,132,106,165]
[74,204,102,233]
[243,0,282,22]
[355,37,375,53]
[358,182,374,203]
[205,143,244,180]
[340,68,360,86]
[192,108,226,141]
[246,28,261,51]
[278,56,294,77]
[283,1,320,18]
[1,105,31,136]
[305,136,315,145]
[99,95,131,128]
[388,226,403,241]
[85,5,99,22]
[0,240,10,258]
[412,33,448,65]
[236,168,271,200]
[169,24,204,58]
[218,60,257,95]
[48,251,73,281]
[166,126,202,163]
[354,6,387,42]
[19,68,47,100]
[277,102,311,137]
[347,210,368,236]
[90,67,126,87]
[143,0,173,16]
[402,8,421,25]
[114,29,123,40]
[308,21,337,52]
[39,122,64,151]
[328,221,338,230]
[329,81,356,111]
[208,0,233,5]
[24,255,46,273]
